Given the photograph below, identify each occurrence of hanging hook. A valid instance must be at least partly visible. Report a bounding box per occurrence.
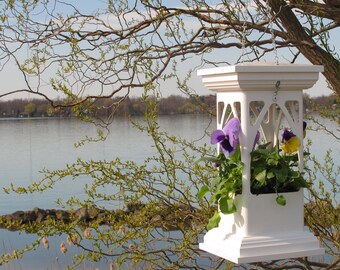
[272,81,280,102]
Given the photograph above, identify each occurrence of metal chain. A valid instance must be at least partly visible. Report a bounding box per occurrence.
[272,81,280,102]
[240,21,248,63]
[240,0,250,63]
[266,0,280,102]
[266,0,279,65]
[271,22,279,65]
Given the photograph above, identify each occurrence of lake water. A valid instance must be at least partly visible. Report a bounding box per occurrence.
[0,115,215,214]
[0,115,338,269]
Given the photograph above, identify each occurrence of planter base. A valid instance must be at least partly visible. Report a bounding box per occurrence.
[199,229,324,264]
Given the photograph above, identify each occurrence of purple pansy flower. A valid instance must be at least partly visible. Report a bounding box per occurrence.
[281,129,296,143]
[282,121,307,142]
[303,121,307,138]
[253,130,260,150]
[211,118,241,156]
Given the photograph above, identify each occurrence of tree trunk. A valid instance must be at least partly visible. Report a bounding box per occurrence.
[268,0,340,95]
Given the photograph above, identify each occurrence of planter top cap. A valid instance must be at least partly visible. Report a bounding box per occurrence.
[197,63,324,91]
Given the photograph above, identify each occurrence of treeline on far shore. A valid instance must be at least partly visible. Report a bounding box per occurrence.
[0,94,337,118]
[0,95,216,118]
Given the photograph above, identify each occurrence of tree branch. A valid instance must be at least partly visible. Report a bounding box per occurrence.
[268,0,340,94]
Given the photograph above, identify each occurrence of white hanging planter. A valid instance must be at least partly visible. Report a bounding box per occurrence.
[198,63,325,264]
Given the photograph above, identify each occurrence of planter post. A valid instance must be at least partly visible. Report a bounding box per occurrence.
[198,63,325,263]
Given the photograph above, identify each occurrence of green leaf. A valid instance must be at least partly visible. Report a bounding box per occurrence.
[255,142,273,150]
[230,144,241,162]
[254,169,267,184]
[197,185,209,200]
[294,176,309,188]
[267,158,278,166]
[290,170,300,179]
[276,195,286,206]
[273,167,289,182]
[211,187,229,203]
[219,197,237,214]
[267,171,275,179]
[207,211,221,230]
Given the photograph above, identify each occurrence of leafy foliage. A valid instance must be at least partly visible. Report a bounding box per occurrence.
[198,142,309,229]
[250,143,309,196]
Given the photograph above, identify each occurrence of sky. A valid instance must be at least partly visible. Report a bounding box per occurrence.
[0,0,338,101]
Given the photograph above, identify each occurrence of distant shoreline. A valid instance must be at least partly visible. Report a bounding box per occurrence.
[0,94,337,119]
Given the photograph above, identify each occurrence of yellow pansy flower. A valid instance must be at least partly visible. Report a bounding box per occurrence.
[282,136,300,154]
[281,129,300,154]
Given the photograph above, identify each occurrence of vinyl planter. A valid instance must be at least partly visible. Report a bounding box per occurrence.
[197,63,325,263]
